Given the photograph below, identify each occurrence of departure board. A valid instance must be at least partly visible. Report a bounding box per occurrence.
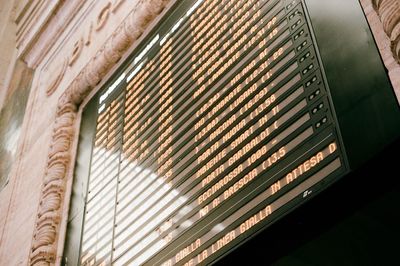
[78,0,351,265]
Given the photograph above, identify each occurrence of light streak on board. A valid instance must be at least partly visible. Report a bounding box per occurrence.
[120,12,289,159]
[115,60,301,226]
[113,43,299,220]
[114,78,303,235]
[115,82,304,233]
[112,101,311,262]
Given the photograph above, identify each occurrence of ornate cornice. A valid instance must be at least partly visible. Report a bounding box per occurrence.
[29,0,170,265]
[372,0,400,63]
[18,0,88,68]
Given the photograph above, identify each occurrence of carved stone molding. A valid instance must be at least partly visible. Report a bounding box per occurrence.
[372,0,400,63]
[19,0,87,69]
[46,60,68,96]
[29,0,170,265]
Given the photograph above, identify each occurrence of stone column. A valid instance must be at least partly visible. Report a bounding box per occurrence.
[372,0,400,63]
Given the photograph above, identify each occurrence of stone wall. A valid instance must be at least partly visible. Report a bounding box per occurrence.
[0,0,398,265]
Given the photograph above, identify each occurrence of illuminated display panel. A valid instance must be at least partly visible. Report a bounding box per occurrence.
[77,0,356,265]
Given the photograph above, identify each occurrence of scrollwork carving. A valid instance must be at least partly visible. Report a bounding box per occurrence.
[46,60,68,96]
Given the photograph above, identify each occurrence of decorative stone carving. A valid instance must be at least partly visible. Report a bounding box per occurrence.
[96,2,112,31]
[29,0,171,265]
[372,0,400,63]
[46,59,68,96]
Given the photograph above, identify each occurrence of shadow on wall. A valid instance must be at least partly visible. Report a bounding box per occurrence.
[0,61,33,190]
